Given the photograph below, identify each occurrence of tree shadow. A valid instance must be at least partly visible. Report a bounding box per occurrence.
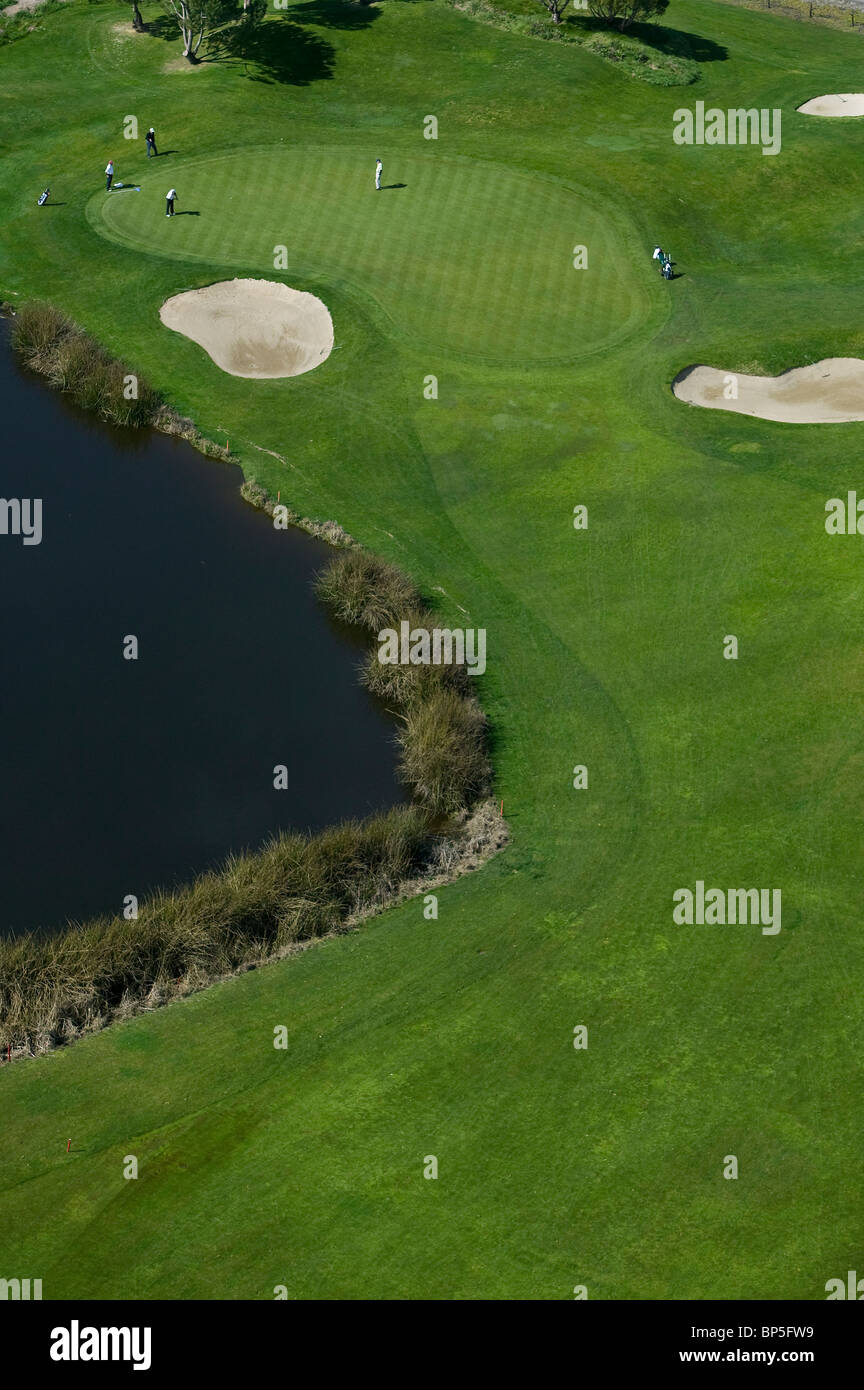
[215,16,336,85]
[634,22,727,62]
[146,13,180,40]
[575,16,727,63]
[144,9,338,86]
[292,0,381,28]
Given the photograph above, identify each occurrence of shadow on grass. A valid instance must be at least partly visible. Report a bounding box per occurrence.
[146,14,181,40]
[292,0,381,28]
[222,17,335,84]
[147,9,343,87]
[574,16,727,63]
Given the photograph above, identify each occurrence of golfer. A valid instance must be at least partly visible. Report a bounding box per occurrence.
[37,187,50,206]
[165,187,177,217]
[105,160,114,191]
[375,158,383,191]
[146,127,158,158]
[652,245,663,262]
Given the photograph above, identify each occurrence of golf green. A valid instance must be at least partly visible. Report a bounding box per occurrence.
[89,147,649,361]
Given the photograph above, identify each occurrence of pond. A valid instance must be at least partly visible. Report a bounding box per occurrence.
[0,327,403,938]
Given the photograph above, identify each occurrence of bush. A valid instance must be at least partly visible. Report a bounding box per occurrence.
[397,687,489,816]
[10,300,73,367]
[314,551,491,814]
[314,548,421,633]
[11,301,162,427]
[360,612,471,706]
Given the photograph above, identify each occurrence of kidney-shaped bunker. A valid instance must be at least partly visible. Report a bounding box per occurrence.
[159,278,334,379]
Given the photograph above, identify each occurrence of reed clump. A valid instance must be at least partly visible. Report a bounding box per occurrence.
[314,550,490,815]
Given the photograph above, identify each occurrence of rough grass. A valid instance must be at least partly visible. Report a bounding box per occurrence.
[314,547,421,633]
[12,299,158,426]
[445,0,700,81]
[10,300,232,450]
[397,686,489,815]
[314,550,490,812]
[0,807,425,1056]
[0,799,509,1059]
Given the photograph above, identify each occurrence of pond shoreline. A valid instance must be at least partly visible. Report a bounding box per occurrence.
[0,299,506,1062]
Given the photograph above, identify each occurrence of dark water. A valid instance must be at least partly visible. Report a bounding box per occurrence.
[0,331,403,937]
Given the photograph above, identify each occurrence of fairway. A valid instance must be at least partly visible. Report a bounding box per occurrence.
[2,0,864,1311]
[90,147,649,361]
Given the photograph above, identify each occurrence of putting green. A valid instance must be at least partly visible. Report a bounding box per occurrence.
[87,146,649,363]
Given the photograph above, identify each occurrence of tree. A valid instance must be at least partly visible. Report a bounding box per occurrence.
[125,0,146,31]
[588,0,669,30]
[535,0,572,22]
[163,0,241,63]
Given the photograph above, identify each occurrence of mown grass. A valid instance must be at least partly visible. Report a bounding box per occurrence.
[0,0,863,1300]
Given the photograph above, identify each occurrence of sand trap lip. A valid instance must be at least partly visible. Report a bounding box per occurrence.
[673,359,864,424]
[159,278,334,378]
[797,94,864,117]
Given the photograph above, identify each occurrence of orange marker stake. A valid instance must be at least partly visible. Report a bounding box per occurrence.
[66,1139,71,1154]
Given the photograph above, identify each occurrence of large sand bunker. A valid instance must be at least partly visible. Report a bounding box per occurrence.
[159,278,334,378]
[673,360,864,424]
[797,94,864,117]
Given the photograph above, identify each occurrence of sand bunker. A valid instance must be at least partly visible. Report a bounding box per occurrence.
[797,94,864,117]
[673,360,864,424]
[159,278,334,378]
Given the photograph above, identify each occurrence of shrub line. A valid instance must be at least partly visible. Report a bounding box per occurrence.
[6,300,233,461]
